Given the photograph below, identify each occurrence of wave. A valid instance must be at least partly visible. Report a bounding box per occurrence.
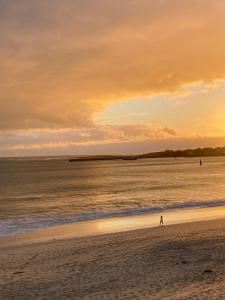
[6,194,43,202]
[1,199,225,237]
[64,199,225,221]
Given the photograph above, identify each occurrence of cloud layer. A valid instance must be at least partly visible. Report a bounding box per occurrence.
[0,124,177,153]
[1,0,225,132]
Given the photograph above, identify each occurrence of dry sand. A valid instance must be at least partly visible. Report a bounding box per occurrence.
[1,219,225,299]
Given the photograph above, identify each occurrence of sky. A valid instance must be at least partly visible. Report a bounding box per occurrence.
[1,0,225,156]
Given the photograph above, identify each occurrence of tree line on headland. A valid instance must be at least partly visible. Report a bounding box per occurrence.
[69,147,225,162]
[140,147,225,158]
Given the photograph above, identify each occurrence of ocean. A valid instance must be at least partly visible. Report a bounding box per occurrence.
[1,156,225,236]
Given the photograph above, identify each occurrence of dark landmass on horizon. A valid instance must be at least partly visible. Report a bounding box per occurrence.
[69,146,225,162]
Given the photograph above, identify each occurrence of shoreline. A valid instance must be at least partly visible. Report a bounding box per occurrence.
[1,204,225,248]
[1,218,225,299]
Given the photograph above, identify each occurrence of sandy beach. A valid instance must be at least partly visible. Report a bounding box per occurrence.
[1,218,225,299]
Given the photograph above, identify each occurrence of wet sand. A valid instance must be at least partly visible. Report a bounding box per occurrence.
[2,205,225,248]
[1,218,225,299]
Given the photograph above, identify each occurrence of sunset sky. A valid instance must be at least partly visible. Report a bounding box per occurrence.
[1,0,225,156]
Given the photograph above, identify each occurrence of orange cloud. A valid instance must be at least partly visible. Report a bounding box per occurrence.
[0,0,225,132]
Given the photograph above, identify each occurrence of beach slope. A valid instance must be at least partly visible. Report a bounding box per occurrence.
[1,219,225,299]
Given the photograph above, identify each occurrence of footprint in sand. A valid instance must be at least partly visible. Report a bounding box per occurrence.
[204,269,213,273]
[13,271,25,275]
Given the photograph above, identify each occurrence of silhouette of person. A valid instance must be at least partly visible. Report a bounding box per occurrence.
[160,215,164,226]
[200,159,202,166]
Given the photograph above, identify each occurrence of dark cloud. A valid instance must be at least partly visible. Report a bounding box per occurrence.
[163,127,177,136]
[0,124,177,152]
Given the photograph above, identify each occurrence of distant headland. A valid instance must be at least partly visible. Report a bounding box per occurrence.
[69,146,225,162]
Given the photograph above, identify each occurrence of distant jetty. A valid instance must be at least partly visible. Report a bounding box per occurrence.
[122,156,138,160]
[69,155,138,162]
[69,146,225,162]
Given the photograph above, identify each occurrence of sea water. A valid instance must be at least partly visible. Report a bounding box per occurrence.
[1,156,225,236]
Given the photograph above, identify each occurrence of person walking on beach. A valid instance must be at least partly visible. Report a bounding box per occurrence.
[160,215,164,226]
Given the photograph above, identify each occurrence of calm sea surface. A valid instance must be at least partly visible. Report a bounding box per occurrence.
[1,156,225,236]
